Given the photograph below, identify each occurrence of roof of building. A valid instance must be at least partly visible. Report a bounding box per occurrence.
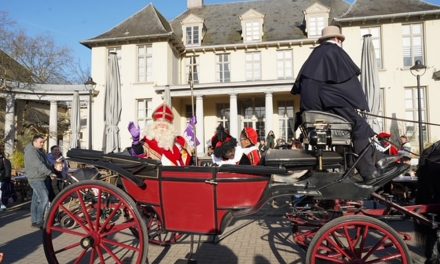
[340,0,440,19]
[171,0,349,45]
[82,0,440,48]
[0,49,34,83]
[82,4,173,46]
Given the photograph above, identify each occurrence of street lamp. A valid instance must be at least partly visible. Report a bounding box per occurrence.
[410,60,427,154]
[84,77,96,150]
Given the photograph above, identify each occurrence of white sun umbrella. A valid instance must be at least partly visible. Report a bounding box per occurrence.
[70,91,80,149]
[103,52,122,153]
[361,34,382,133]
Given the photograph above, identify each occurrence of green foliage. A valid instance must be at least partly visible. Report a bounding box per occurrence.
[11,150,24,171]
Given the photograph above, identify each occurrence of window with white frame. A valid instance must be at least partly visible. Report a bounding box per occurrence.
[404,87,428,146]
[186,26,200,46]
[244,21,261,42]
[216,103,230,132]
[245,52,261,81]
[136,99,153,128]
[308,16,325,38]
[360,27,383,69]
[277,50,293,79]
[402,23,424,67]
[186,56,199,84]
[216,54,230,83]
[278,101,295,141]
[137,45,152,82]
[108,47,122,74]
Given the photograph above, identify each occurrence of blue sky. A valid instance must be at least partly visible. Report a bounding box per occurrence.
[2,0,440,73]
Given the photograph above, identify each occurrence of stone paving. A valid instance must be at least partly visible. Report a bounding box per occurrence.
[0,200,427,264]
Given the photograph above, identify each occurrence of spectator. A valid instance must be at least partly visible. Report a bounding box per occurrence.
[24,134,58,229]
[266,131,275,149]
[0,148,12,211]
[399,135,412,165]
[258,139,268,155]
[47,145,69,192]
[399,135,412,153]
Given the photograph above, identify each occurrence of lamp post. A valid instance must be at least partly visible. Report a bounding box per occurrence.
[84,77,96,150]
[410,60,427,154]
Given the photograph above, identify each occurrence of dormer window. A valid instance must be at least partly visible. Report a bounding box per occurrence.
[244,21,261,42]
[303,3,330,39]
[186,26,200,45]
[307,17,325,38]
[181,14,204,47]
[240,9,264,43]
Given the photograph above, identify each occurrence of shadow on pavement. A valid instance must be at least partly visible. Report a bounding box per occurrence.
[0,203,45,263]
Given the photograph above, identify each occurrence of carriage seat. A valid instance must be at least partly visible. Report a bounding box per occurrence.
[301,110,352,146]
[263,149,343,169]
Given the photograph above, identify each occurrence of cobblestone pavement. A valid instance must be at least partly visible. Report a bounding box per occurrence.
[0,200,426,264]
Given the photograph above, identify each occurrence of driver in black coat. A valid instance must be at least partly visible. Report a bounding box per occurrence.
[292,25,377,183]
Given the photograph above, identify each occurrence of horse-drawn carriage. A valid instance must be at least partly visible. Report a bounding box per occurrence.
[42,110,440,263]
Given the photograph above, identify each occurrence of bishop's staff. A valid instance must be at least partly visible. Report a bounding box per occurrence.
[187,65,199,165]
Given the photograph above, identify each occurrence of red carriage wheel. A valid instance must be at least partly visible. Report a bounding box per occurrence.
[43,180,148,264]
[306,215,412,264]
[143,206,185,246]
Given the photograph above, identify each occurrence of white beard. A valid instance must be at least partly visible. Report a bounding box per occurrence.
[144,120,176,151]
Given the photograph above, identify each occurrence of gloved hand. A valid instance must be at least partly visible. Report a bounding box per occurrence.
[128,122,141,144]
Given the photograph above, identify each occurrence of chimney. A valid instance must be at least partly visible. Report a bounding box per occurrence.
[188,0,204,9]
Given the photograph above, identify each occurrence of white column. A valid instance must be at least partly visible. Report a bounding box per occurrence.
[195,95,205,155]
[229,93,238,139]
[4,93,15,157]
[49,100,58,147]
[265,91,274,135]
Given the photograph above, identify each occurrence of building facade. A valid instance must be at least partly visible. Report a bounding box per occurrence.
[82,0,440,155]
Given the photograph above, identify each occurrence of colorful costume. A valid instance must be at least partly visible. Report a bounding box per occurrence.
[129,103,192,166]
[240,127,261,166]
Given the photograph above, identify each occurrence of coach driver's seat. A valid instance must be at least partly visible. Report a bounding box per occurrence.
[264,110,352,170]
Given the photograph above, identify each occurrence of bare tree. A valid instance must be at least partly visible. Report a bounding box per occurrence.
[0,12,87,84]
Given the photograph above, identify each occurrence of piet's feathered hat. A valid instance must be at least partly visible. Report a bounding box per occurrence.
[377,132,392,139]
[152,103,174,123]
[211,124,237,159]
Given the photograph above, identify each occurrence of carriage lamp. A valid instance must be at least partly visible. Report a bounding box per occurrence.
[85,77,97,150]
[410,60,426,154]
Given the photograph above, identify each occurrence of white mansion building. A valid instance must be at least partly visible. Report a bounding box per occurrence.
[81,0,440,155]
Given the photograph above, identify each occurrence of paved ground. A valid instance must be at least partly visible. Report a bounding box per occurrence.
[0,199,427,264]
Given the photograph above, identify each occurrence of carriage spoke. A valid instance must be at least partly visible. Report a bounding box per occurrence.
[95,189,102,230]
[89,248,96,264]
[102,238,140,252]
[100,244,123,264]
[54,242,82,254]
[101,221,137,237]
[77,190,95,231]
[323,235,352,260]
[99,202,123,233]
[362,234,388,261]
[343,225,355,253]
[95,245,106,264]
[60,204,91,232]
[50,226,88,237]
[74,248,89,264]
